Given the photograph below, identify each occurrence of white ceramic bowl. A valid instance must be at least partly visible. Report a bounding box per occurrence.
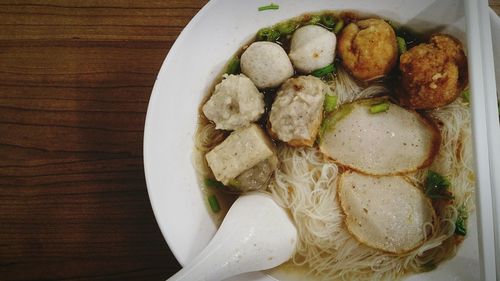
[144,1,498,280]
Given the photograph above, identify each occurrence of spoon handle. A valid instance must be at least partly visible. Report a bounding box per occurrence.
[166,229,235,281]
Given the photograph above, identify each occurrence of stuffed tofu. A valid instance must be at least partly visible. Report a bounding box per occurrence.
[205,124,276,191]
[269,76,328,147]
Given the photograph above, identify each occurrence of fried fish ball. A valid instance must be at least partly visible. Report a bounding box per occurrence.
[338,19,398,81]
[398,34,468,109]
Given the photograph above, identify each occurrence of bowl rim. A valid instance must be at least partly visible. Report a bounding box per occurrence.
[143,0,217,265]
[142,1,497,280]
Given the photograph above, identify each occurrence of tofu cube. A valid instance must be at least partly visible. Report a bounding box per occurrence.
[205,124,275,185]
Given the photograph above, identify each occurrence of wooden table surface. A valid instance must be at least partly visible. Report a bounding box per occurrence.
[493,0,500,14]
[0,0,207,280]
[0,1,498,280]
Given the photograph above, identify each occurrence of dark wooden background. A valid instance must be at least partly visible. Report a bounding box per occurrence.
[0,1,498,280]
[0,0,207,280]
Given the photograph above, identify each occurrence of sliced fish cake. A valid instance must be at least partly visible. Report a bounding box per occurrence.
[319,98,439,175]
[338,171,435,254]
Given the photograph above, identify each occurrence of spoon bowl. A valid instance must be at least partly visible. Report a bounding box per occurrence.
[167,192,297,281]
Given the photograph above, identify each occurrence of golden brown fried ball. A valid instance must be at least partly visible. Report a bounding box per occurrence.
[338,19,398,81]
[398,34,468,109]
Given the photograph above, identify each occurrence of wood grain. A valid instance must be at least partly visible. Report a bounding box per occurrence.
[491,0,500,15]
[0,1,498,281]
[0,0,207,280]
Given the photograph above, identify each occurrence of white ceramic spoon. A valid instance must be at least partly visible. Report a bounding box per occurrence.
[167,192,297,281]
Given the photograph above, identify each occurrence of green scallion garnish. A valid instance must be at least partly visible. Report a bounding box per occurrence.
[321,14,336,28]
[455,205,468,236]
[308,14,321,25]
[275,20,297,35]
[333,19,344,34]
[258,3,279,11]
[319,104,354,141]
[318,118,331,141]
[462,88,470,103]
[228,179,240,188]
[208,194,221,213]
[204,178,225,189]
[397,36,407,54]
[311,64,336,77]
[369,102,390,114]
[256,27,280,42]
[324,94,338,112]
[424,170,453,200]
[226,57,240,75]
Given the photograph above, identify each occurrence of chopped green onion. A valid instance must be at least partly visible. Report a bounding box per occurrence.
[320,14,336,28]
[394,27,419,49]
[324,94,338,112]
[455,205,468,236]
[226,57,240,75]
[397,36,407,54]
[462,88,470,103]
[319,104,354,140]
[258,3,279,11]
[318,118,331,141]
[455,217,467,236]
[424,170,453,200]
[333,19,344,34]
[275,20,297,35]
[208,194,221,213]
[204,178,225,189]
[308,14,321,25]
[311,64,336,77]
[228,178,240,187]
[369,102,390,114]
[256,27,280,41]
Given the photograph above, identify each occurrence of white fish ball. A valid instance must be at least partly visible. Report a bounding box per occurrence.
[241,41,294,89]
[289,25,337,74]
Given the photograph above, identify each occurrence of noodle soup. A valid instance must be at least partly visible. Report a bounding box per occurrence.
[194,11,473,281]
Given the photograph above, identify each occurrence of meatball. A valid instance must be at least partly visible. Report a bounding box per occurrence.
[289,25,337,73]
[202,74,264,131]
[240,41,294,89]
[338,19,398,81]
[269,76,328,147]
[398,34,468,109]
